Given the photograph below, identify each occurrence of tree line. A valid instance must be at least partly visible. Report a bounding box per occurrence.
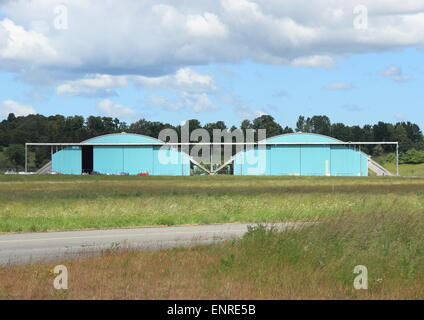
[0,113,423,169]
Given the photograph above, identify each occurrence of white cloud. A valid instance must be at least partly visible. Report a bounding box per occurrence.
[380,66,412,82]
[342,104,362,112]
[255,110,268,117]
[0,19,57,64]
[56,74,128,97]
[220,93,263,118]
[134,68,217,93]
[0,100,36,117]
[1,0,424,79]
[147,92,218,113]
[96,99,136,118]
[291,55,335,69]
[185,12,228,37]
[56,68,216,97]
[57,67,219,113]
[181,92,218,112]
[322,82,356,90]
[148,95,184,111]
[394,113,407,120]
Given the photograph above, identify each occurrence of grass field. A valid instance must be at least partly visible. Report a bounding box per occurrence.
[383,162,424,177]
[0,175,423,299]
[1,175,424,233]
[1,208,423,299]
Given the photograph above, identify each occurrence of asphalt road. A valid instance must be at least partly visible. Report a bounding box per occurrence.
[0,222,312,266]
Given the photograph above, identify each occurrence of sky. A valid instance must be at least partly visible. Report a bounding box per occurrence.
[0,0,423,129]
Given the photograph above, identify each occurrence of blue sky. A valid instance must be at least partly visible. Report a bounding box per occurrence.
[0,1,423,129]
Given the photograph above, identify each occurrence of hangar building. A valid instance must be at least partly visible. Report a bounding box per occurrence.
[51,133,191,175]
[232,133,369,176]
[28,132,396,176]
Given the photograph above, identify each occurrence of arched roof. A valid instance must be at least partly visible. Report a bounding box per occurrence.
[263,132,342,143]
[81,132,162,144]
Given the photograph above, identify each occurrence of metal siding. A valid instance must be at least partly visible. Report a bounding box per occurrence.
[154,146,189,176]
[123,146,153,175]
[233,146,268,175]
[181,152,191,176]
[93,146,123,174]
[52,146,81,174]
[234,133,369,176]
[330,146,360,176]
[361,153,369,176]
[233,151,242,175]
[89,135,190,176]
[93,146,158,175]
[300,145,330,176]
[269,145,301,175]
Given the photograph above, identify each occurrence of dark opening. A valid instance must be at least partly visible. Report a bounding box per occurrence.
[82,146,93,174]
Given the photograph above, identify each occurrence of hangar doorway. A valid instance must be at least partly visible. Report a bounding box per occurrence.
[82,146,93,174]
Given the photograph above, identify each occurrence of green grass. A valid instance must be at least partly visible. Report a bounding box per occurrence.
[1,209,423,299]
[383,163,424,177]
[1,175,423,233]
[373,154,424,177]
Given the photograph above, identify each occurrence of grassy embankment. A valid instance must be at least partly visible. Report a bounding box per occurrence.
[372,153,424,177]
[0,175,424,233]
[0,207,423,299]
[0,175,423,299]
[383,162,424,177]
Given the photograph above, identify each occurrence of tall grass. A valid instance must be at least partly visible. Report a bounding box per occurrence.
[0,209,422,299]
[1,175,424,232]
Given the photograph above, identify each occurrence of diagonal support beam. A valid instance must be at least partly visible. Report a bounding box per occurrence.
[189,157,211,175]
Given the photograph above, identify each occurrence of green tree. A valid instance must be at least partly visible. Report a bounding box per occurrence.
[331,123,351,142]
[5,144,25,167]
[252,115,283,138]
[296,116,306,132]
[394,124,412,152]
[309,115,331,135]
[282,126,294,134]
[129,119,174,138]
[204,121,227,136]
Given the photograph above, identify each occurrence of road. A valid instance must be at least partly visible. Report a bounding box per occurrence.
[0,222,313,266]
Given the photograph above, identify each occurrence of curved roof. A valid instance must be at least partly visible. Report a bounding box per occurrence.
[263,132,342,143]
[262,132,368,156]
[81,132,162,144]
[82,132,345,144]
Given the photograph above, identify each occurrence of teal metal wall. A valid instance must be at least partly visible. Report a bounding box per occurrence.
[234,133,369,176]
[52,133,190,175]
[52,146,82,174]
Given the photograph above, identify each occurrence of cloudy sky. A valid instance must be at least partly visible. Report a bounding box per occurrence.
[0,0,423,128]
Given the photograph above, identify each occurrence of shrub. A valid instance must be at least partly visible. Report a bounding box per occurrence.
[5,144,25,167]
[399,149,424,164]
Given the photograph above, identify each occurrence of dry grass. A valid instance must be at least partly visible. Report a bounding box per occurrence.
[1,175,424,233]
[1,209,423,300]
